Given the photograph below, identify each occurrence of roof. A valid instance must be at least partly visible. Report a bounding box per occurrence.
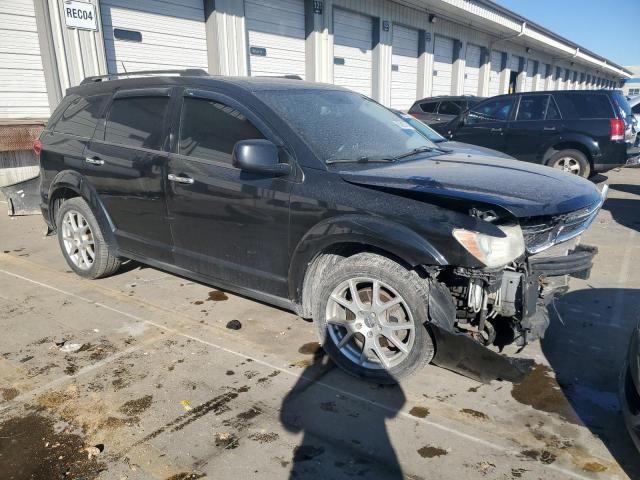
[69,74,346,96]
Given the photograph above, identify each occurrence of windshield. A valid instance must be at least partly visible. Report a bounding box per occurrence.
[257,89,436,162]
[393,111,446,143]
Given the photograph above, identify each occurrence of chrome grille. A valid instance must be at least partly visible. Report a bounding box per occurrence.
[521,186,608,254]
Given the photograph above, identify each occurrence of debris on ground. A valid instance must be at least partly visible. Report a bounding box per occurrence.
[180,399,192,411]
[84,444,104,459]
[58,342,83,353]
[226,320,242,330]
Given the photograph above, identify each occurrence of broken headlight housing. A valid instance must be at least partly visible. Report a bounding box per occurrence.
[453,224,525,268]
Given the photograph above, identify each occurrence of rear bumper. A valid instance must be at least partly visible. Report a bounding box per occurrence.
[593,142,629,172]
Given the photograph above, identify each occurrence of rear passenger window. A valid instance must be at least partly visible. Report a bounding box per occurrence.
[419,102,438,113]
[562,94,613,119]
[53,95,108,138]
[179,97,264,164]
[105,96,169,150]
[546,98,561,120]
[516,95,547,121]
[437,101,462,115]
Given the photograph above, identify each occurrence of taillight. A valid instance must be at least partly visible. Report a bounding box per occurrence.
[33,139,42,157]
[610,118,625,141]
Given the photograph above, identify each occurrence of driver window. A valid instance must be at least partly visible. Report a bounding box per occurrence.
[468,97,514,124]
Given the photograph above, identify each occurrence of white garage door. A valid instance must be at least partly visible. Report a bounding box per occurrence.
[509,55,521,74]
[488,50,503,97]
[539,63,548,90]
[0,0,49,118]
[101,0,208,73]
[390,24,419,110]
[463,44,481,95]
[432,36,454,97]
[524,60,535,91]
[333,9,373,97]
[246,0,305,79]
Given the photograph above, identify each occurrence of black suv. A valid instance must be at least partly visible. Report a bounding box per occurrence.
[437,90,633,178]
[408,95,484,130]
[38,72,606,383]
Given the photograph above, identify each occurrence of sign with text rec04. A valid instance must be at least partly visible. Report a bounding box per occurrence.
[63,1,98,31]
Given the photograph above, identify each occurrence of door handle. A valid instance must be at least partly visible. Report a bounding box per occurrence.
[543,127,557,131]
[490,128,503,133]
[85,156,104,166]
[167,173,194,185]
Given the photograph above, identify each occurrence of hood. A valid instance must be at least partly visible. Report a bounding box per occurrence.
[438,141,514,159]
[339,153,603,218]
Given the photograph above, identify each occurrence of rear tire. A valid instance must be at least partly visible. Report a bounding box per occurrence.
[56,197,121,279]
[548,149,591,178]
[312,253,434,383]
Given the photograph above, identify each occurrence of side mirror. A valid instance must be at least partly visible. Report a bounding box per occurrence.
[232,139,291,176]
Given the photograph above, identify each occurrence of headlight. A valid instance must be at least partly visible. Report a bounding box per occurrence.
[453,224,525,268]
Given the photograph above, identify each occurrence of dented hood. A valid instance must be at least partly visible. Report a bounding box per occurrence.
[339,153,603,218]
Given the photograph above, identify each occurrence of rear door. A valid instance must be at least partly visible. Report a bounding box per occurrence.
[505,94,563,163]
[85,88,174,262]
[452,96,515,152]
[165,89,292,297]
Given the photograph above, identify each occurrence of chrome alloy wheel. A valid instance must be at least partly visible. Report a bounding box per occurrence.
[61,210,95,270]
[552,156,581,175]
[325,278,416,370]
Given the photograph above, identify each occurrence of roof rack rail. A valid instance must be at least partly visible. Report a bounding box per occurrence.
[80,69,209,85]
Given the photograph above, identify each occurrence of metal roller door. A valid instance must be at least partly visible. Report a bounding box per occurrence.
[432,36,454,96]
[509,55,521,74]
[333,9,373,97]
[390,24,419,110]
[0,0,49,118]
[101,0,208,73]
[463,44,481,95]
[246,0,305,79]
[524,60,535,91]
[488,50,503,97]
[539,63,548,90]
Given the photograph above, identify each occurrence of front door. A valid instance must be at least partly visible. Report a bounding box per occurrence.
[165,90,293,298]
[85,89,174,262]
[453,96,515,153]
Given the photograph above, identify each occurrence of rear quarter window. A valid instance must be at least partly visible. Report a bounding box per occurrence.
[51,95,109,138]
[556,93,614,119]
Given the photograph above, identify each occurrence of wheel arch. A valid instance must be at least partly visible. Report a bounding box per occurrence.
[290,215,447,318]
[48,170,117,251]
[542,135,599,168]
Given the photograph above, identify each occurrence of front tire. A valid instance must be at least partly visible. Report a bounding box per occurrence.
[548,149,591,178]
[312,253,434,383]
[56,197,121,279]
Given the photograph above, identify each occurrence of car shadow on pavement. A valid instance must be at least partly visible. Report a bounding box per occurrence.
[602,183,640,232]
[279,343,406,479]
[542,288,640,479]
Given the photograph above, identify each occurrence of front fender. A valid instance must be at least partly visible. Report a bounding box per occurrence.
[288,215,447,301]
[48,170,117,250]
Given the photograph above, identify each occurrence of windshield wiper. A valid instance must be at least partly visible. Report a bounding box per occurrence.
[390,146,434,161]
[325,156,397,165]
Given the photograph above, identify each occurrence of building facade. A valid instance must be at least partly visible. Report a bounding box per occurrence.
[0,0,632,212]
[622,66,640,97]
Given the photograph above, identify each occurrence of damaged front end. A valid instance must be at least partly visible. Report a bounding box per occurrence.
[429,186,607,383]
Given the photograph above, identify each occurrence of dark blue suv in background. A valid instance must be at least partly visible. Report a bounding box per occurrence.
[438,90,634,178]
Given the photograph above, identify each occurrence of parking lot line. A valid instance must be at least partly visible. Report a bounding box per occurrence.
[0,266,600,480]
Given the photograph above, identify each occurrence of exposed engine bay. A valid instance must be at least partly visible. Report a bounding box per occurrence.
[440,240,597,349]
